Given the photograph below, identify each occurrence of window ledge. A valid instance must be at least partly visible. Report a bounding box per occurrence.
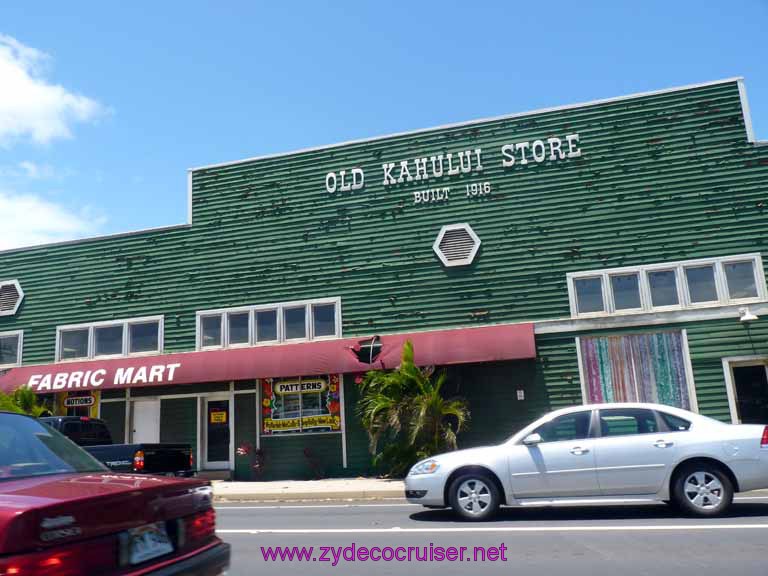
[536,301,768,334]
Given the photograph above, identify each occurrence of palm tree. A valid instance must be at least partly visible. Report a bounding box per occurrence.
[0,387,50,417]
[357,340,469,476]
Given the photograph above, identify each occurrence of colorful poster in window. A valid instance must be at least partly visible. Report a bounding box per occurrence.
[579,331,691,409]
[260,375,341,435]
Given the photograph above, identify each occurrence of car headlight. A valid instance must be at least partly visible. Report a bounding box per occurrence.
[409,459,440,476]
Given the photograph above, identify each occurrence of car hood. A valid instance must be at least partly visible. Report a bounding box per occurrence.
[426,445,501,468]
[0,472,212,554]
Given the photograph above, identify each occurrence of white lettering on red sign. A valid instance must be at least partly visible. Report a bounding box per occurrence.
[29,363,182,392]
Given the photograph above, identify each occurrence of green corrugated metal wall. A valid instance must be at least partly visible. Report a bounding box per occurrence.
[1,80,767,476]
[0,80,766,367]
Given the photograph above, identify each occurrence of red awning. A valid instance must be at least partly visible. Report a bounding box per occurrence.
[0,323,535,394]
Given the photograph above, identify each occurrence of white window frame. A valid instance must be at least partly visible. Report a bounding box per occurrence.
[195,297,342,350]
[56,316,164,362]
[0,330,23,368]
[567,253,766,318]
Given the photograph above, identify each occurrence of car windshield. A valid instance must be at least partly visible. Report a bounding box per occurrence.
[0,412,106,481]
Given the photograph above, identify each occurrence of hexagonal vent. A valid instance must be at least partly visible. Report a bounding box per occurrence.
[0,280,24,316]
[433,223,481,267]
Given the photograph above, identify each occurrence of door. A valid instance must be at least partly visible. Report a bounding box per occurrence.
[132,400,160,443]
[732,365,768,424]
[203,398,231,470]
[594,408,678,495]
[508,410,601,499]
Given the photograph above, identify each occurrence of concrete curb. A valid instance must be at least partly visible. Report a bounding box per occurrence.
[213,492,404,503]
[212,480,405,503]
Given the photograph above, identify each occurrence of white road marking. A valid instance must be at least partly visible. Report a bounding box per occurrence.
[216,496,768,510]
[216,503,414,510]
[218,524,768,535]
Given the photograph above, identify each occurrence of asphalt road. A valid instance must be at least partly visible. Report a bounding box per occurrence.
[216,495,768,576]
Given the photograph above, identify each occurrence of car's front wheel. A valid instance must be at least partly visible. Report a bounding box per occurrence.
[448,473,500,521]
[673,463,733,517]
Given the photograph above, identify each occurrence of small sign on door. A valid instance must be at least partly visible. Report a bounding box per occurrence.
[210,410,227,424]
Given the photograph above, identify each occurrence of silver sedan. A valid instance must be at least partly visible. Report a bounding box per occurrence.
[405,403,768,520]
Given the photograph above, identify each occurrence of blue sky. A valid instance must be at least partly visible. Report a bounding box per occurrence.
[0,1,766,249]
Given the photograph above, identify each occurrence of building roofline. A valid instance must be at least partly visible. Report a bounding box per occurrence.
[0,223,190,256]
[188,76,746,172]
[1,77,754,258]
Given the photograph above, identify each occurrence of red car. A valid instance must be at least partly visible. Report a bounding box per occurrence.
[0,411,230,575]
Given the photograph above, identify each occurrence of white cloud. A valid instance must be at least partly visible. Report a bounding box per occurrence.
[0,189,106,250]
[0,34,107,146]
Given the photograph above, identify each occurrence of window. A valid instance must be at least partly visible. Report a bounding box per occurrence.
[94,325,123,357]
[313,303,337,338]
[283,306,307,340]
[684,265,717,303]
[129,322,159,353]
[56,317,163,361]
[196,298,341,350]
[658,411,691,431]
[532,411,591,443]
[200,315,223,348]
[724,261,758,299]
[256,309,278,342]
[228,312,250,345]
[0,331,22,367]
[598,408,659,437]
[574,277,604,313]
[60,329,89,360]
[260,375,342,435]
[610,273,641,310]
[648,269,679,307]
[579,331,694,410]
[568,253,765,318]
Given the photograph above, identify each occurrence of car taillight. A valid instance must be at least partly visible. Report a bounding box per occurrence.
[184,508,216,545]
[1,549,82,576]
[189,452,194,469]
[0,536,115,576]
[761,426,768,448]
[133,449,145,472]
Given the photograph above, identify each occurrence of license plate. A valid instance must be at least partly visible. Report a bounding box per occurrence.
[127,522,174,565]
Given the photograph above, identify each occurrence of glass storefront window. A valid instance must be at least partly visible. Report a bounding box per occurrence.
[260,375,342,435]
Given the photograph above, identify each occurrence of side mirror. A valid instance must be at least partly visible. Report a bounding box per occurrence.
[523,433,543,446]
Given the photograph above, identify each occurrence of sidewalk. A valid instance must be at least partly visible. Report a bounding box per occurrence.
[212,478,405,502]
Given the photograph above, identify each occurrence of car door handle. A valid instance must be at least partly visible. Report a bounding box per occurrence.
[654,440,674,448]
[570,447,590,455]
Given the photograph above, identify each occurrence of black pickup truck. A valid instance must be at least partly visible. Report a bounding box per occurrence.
[40,416,196,477]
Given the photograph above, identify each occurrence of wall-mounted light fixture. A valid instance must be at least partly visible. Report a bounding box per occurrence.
[739,307,758,323]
